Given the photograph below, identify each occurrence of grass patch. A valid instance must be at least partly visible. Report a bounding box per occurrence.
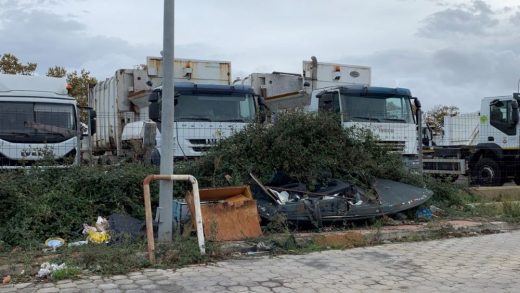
[51,266,82,281]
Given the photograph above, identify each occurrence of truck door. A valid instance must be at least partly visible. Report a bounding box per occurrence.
[488,99,517,149]
[318,90,341,115]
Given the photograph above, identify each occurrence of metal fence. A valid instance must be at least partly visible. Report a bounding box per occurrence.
[2,105,519,187]
[0,104,80,168]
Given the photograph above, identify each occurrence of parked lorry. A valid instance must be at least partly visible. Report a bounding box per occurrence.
[89,57,260,161]
[423,93,520,186]
[0,74,94,168]
[147,82,260,161]
[236,57,421,170]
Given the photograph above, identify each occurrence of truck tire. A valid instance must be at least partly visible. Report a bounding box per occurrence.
[471,158,502,186]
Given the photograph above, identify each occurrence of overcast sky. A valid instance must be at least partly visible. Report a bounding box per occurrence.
[1,0,519,111]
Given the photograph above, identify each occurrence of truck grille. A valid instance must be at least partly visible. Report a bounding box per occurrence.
[188,139,218,153]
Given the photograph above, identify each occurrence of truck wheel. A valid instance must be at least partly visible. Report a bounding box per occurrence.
[471,158,502,186]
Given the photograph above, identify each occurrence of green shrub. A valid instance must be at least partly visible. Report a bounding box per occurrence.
[185,111,405,188]
[0,164,159,247]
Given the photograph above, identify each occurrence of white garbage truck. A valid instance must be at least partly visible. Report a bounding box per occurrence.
[236,57,421,171]
[0,74,94,168]
[89,57,262,162]
[423,93,520,186]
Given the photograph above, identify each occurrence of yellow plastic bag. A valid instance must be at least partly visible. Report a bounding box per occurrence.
[86,230,110,244]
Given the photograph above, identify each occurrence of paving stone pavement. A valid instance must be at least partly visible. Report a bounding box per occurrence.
[2,231,520,292]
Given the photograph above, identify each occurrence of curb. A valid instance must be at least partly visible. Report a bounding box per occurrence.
[219,220,520,254]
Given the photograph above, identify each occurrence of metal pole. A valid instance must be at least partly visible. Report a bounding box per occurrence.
[417,107,423,174]
[158,0,175,241]
[87,86,93,166]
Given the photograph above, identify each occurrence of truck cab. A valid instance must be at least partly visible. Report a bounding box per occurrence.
[423,93,520,186]
[237,57,421,171]
[0,74,86,168]
[148,82,259,160]
[308,85,420,170]
[469,94,520,185]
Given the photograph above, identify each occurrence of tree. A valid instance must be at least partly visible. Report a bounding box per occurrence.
[0,53,37,75]
[46,66,97,122]
[425,105,460,135]
[46,66,67,78]
[66,69,97,109]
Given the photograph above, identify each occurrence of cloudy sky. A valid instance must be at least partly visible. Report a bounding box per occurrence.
[1,0,519,111]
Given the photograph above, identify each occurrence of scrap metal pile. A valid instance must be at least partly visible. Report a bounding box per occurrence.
[251,172,433,228]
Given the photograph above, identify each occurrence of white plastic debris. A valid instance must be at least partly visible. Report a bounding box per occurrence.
[269,189,290,204]
[95,216,109,232]
[68,240,88,247]
[37,262,66,278]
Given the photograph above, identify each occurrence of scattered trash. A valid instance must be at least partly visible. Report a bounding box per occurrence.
[37,262,66,278]
[82,216,110,244]
[108,213,145,239]
[393,212,408,221]
[68,240,88,247]
[255,241,273,251]
[2,275,11,285]
[245,251,269,256]
[430,205,446,217]
[253,172,433,228]
[44,237,65,251]
[382,216,401,226]
[185,185,263,241]
[416,208,433,221]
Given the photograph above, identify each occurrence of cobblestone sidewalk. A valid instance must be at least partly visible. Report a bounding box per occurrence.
[2,231,520,292]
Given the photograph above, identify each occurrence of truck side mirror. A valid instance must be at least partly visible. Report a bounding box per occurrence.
[413,97,422,124]
[413,97,421,108]
[89,109,97,135]
[148,91,161,122]
[256,95,268,123]
[512,100,519,125]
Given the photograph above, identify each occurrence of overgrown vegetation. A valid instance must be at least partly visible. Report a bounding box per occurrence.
[2,111,518,282]
[0,164,159,248]
[184,111,405,188]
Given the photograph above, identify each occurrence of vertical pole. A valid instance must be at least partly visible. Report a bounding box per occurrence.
[158,0,175,241]
[417,107,423,174]
[87,87,93,166]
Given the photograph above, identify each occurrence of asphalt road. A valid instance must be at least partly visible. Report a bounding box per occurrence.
[2,231,520,292]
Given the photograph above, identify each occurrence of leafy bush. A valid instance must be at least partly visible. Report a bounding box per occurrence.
[185,111,405,188]
[0,164,158,247]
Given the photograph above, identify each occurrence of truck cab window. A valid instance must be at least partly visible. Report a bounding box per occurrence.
[318,92,340,113]
[490,100,516,135]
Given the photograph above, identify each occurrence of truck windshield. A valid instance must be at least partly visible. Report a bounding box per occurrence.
[0,101,76,143]
[174,94,255,122]
[340,95,413,123]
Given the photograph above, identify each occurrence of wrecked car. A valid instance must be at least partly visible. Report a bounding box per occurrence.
[251,173,433,228]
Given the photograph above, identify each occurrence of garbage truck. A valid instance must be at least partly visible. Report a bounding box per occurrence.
[236,57,421,171]
[423,93,520,186]
[147,82,260,162]
[0,74,94,168]
[89,57,261,162]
